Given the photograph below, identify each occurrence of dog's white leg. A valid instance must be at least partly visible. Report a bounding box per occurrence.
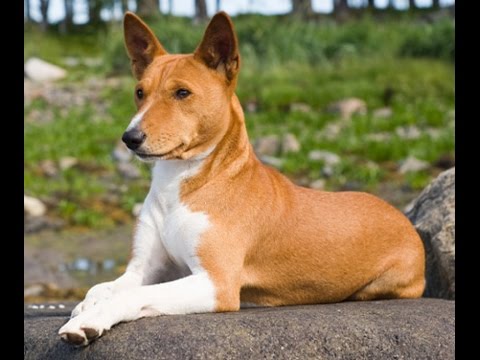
[59,272,216,346]
[71,206,172,317]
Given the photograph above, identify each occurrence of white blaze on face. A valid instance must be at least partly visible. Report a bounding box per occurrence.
[126,104,151,132]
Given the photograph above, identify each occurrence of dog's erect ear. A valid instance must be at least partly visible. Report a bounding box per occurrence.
[194,12,240,82]
[124,12,167,80]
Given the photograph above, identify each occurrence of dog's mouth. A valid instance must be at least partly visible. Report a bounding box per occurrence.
[134,143,186,161]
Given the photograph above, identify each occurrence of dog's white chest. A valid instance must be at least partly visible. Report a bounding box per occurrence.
[147,159,210,272]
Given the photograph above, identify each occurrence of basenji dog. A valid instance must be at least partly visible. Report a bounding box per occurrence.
[59,11,425,346]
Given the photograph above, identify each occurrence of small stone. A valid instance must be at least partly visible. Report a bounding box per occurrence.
[372,107,393,119]
[290,102,312,113]
[309,179,326,190]
[39,160,58,177]
[322,165,335,178]
[399,156,430,174]
[58,304,65,309]
[48,305,56,309]
[112,141,132,163]
[365,133,391,142]
[308,150,341,166]
[117,162,141,180]
[395,126,422,140]
[281,133,301,154]
[245,100,258,113]
[84,57,102,67]
[254,135,281,156]
[24,195,47,217]
[24,57,67,82]
[24,284,44,298]
[326,98,367,120]
[259,156,284,169]
[132,203,143,217]
[39,305,45,309]
[62,57,80,67]
[317,122,344,141]
[59,156,78,171]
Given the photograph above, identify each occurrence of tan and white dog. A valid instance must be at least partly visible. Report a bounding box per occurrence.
[59,12,425,346]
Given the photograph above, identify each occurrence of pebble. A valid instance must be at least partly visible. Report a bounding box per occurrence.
[281,133,301,154]
[24,195,47,217]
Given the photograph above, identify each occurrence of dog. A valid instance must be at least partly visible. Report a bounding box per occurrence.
[59,11,425,346]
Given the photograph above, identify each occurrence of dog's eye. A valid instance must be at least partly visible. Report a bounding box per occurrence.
[175,89,191,100]
[136,89,144,100]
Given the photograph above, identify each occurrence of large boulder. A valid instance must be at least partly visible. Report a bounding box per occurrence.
[24,299,454,359]
[406,167,455,299]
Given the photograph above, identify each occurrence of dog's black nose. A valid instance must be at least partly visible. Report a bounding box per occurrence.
[122,129,146,150]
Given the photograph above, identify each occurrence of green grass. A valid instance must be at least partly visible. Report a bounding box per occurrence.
[24,14,455,229]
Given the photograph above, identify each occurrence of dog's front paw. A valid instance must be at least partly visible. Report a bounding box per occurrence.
[59,309,110,346]
[71,281,115,318]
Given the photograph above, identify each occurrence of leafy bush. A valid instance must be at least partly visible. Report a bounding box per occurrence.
[399,19,454,62]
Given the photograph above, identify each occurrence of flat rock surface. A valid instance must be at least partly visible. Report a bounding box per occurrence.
[24,298,454,359]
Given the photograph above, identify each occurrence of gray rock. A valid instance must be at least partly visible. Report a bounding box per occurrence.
[244,100,258,113]
[112,141,133,163]
[309,179,326,190]
[289,102,312,113]
[117,162,141,180]
[259,155,284,169]
[39,159,58,177]
[396,125,422,140]
[399,156,429,174]
[327,98,367,120]
[308,150,341,166]
[365,132,392,142]
[24,299,454,359]
[406,167,455,299]
[254,135,281,156]
[317,122,344,141]
[24,195,47,217]
[62,57,80,67]
[83,57,102,67]
[281,133,301,154]
[59,157,78,171]
[24,57,67,82]
[372,107,393,119]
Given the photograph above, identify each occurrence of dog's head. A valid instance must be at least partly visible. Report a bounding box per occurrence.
[121,11,240,161]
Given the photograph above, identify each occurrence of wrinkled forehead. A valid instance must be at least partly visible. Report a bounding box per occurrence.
[140,54,218,88]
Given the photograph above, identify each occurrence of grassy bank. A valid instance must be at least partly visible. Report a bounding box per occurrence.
[24,14,455,229]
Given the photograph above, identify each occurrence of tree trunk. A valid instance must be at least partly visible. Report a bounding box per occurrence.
[119,0,129,13]
[291,0,313,18]
[39,0,49,31]
[194,0,208,21]
[366,0,375,9]
[215,0,221,13]
[432,0,440,9]
[64,0,74,28]
[333,0,349,13]
[25,0,31,22]
[409,0,416,9]
[388,0,395,8]
[168,0,173,14]
[87,0,104,25]
[137,0,160,17]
